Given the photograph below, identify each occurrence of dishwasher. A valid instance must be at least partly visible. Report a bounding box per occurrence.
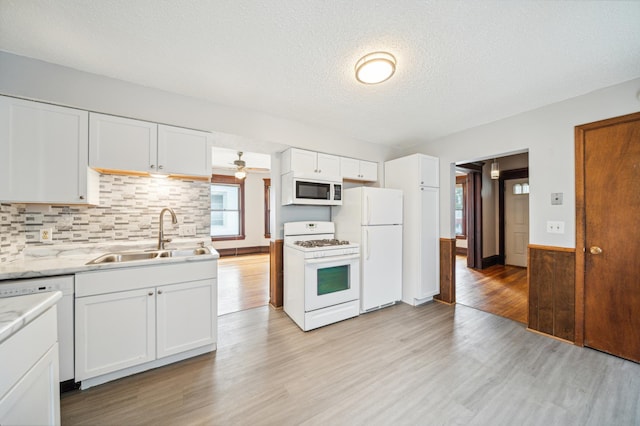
[0,275,76,391]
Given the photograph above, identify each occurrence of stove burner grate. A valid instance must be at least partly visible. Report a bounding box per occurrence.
[294,238,351,248]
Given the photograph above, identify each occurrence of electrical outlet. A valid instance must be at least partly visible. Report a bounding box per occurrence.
[179,224,197,237]
[39,228,53,243]
[546,221,565,234]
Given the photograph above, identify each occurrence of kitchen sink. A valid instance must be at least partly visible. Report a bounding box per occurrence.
[86,247,211,265]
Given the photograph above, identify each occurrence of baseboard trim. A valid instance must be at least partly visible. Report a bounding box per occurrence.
[217,246,270,257]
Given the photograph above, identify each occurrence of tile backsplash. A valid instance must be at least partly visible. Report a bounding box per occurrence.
[0,174,211,263]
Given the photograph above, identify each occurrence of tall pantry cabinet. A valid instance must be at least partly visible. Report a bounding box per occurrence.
[385,154,440,305]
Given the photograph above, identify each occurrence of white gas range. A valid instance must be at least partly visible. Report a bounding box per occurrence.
[283,222,360,331]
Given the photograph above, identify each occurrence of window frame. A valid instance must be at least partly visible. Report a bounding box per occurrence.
[455,175,467,239]
[210,174,246,241]
[263,178,271,239]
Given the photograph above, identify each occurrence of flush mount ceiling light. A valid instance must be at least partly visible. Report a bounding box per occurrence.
[355,51,396,84]
[234,151,247,179]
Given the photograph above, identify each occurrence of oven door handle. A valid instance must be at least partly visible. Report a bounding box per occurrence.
[304,253,360,264]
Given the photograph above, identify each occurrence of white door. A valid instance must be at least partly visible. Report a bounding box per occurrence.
[361,225,402,311]
[89,112,157,173]
[419,186,440,299]
[362,188,403,225]
[75,288,156,381]
[157,125,212,176]
[156,280,217,359]
[505,178,529,267]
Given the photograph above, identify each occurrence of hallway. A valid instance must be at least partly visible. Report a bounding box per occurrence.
[455,255,528,324]
[217,253,270,316]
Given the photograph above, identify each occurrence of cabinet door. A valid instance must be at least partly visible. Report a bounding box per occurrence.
[289,148,317,174]
[89,113,157,173]
[0,344,60,426]
[156,279,217,359]
[317,153,341,177]
[157,125,212,176]
[419,187,440,299]
[0,96,89,203]
[419,155,439,187]
[75,288,156,381]
[359,160,378,181]
[340,157,360,180]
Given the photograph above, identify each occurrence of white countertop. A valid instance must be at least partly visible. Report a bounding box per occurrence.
[0,239,220,281]
[0,291,62,343]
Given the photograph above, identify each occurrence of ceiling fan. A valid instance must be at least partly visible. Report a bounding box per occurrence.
[233,151,247,179]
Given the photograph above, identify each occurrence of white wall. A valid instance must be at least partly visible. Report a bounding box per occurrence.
[404,78,640,248]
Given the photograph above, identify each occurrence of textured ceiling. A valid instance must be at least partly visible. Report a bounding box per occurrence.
[0,0,639,148]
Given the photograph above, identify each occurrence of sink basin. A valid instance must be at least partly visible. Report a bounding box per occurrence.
[86,247,211,265]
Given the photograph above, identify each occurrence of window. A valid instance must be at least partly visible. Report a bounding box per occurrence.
[211,174,245,241]
[455,175,467,238]
[513,182,530,195]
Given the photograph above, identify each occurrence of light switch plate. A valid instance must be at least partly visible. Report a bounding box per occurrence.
[179,224,197,237]
[551,193,563,205]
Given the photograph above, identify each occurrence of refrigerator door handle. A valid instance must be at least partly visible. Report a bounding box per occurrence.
[366,229,370,260]
[366,196,371,225]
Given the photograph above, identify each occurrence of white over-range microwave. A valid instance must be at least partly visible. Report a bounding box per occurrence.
[281,172,343,206]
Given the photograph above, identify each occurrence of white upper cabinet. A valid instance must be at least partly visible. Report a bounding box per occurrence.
[0,96,98,204]
[89,113,212,177]
[157,125,212,176]
[89,113,157,173]
[419,154,439,187]
[340,157,378,182]
[281,148,341,178]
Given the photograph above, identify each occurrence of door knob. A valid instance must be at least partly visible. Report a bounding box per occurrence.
[589,246,603,255]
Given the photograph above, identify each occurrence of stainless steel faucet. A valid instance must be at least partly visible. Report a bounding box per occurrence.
[158,207,178,250]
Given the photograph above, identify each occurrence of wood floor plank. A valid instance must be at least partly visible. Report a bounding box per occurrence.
[456,255,528,323]
[61,302,640,425]
[217,253,269,315]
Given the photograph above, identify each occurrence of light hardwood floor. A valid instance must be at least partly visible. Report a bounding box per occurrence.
[456,255,528,324]
[61,302,640,425]
[217,253,270,316]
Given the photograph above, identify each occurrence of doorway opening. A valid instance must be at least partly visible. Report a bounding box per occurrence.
[210,147,272,316]
[453,152,529,323]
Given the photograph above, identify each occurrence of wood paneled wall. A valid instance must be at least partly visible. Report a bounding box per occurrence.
[436,238,456,304]
[269,239,284,308]
[528,245,576,342]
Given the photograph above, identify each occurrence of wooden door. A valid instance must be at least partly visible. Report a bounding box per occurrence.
[576,112,640,362]
[504,178,529,267]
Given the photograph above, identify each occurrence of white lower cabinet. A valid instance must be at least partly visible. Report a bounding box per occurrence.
[0,307,60,426]
[75,288,156,380]
[75,260,217,388]
[156,280,216,358]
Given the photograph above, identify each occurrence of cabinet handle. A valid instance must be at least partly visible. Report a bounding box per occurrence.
[318,169,321,173]
[157,290,163,295]
[150,164,155,169]
[158,165,164,170]
[79,195,85,200]
[148,291,154,296]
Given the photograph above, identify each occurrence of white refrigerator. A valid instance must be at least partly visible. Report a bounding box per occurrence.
[331,187,403,312]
